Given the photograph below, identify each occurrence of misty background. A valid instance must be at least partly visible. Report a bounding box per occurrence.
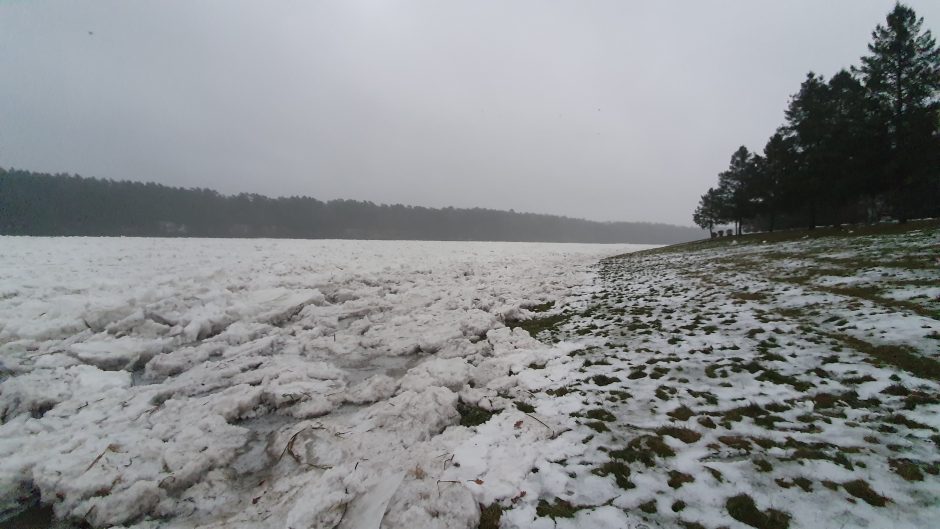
[1,0,938,227]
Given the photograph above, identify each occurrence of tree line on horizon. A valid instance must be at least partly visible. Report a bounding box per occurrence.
[694,3,940,235]
[0,168,703,244]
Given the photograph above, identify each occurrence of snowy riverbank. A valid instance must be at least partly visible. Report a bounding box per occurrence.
[483,226,940,529]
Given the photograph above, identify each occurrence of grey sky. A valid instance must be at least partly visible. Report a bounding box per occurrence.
[1,1,937,226]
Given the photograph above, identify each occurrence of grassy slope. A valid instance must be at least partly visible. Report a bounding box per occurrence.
[500,221,940,528]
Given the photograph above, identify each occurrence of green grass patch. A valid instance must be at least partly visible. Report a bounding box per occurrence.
[585,408,616,422]
[718,436,752,451]
[478,503,503,529]
[829,334,940,381]
[457,401,496,427]
[610,434,675,467]
[525,301,555,313]
[585,421,610,433]
[667,470,694,488]
[507,312,569,340]
[726,494,791,529]
[754,459,774,472]
[842,479,889,507]
[775,477,813,492]
[756,368,813,391]
[655,426,701,444]
[536,498,584,519]
[591,374,620,386]
[591,461,634,489]
[667,405,694,421]
[889,459,924,481]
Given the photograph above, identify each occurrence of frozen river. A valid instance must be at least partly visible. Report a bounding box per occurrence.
[0,237,650,528]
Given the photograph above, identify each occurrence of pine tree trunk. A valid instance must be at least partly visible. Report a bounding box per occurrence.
[894,174,909,223]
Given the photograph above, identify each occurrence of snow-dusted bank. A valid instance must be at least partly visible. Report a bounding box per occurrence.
[0,237,651,528]
[482,226,940,529]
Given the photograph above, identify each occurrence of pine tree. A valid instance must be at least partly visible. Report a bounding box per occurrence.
[716,146,757,235]
[756,131,797,232]
[859,2,940,221]
[825,69,889,221]
[693,187,724,234]
[784,72,831,229]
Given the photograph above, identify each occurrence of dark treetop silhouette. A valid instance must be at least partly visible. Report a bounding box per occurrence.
[695,3,940,234]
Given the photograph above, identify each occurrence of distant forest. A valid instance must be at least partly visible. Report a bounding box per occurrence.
[695,3,940,235]
[0,168,702,244]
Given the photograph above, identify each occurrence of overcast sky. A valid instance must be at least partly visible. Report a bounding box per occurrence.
[1,1,937,226]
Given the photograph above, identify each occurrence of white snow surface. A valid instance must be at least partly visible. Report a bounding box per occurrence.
[0,237,650,528]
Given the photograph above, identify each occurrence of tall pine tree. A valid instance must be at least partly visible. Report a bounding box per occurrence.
[859,2,940,221]
[716,146,757,235]
[756,131,798,232]
[784,73,831,229]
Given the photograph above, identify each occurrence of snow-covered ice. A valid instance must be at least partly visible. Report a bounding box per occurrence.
[0,237,649,528]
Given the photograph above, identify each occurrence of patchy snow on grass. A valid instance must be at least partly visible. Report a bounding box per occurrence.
[473,227,940,529]
[0,237,650,528]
